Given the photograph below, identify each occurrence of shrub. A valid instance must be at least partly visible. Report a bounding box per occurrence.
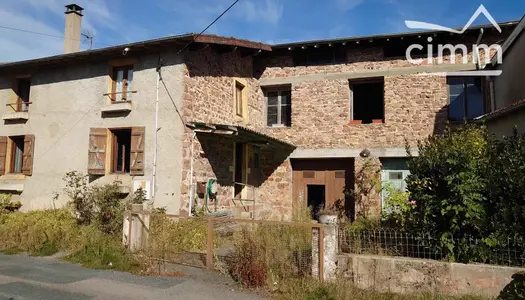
[405,125,488,261]
[231,228,267,288]
[0,194,22,214]
[63,171,126,235]
[381,184,412,228]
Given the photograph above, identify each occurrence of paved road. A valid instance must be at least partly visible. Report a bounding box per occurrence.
[0,254,265,300]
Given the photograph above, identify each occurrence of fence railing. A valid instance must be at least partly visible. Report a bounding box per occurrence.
[125,212,326,281]
[339,228,525,267]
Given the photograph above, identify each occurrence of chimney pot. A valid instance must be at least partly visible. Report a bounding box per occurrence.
[64,4,83,54]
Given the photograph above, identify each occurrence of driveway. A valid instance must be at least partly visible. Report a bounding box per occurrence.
[0,254,266,300]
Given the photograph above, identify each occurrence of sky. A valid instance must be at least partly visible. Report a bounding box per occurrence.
[0,0,524,62]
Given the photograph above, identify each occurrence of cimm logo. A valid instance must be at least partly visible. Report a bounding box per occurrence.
[404,4,503,76]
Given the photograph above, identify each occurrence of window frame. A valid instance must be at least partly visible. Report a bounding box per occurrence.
[447,77,485,121]
[349,77,385,123]
[16,78,31,112]
[110,128,132,174]
[111,65,134,102]
[380,158,410,211]
[264,86,292,127]
[235,81,244,117]
[9,136,25,174]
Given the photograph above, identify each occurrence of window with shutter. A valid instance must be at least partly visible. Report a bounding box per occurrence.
[21,135,35,176]
[88,128,107,175]
[130,127,145,176]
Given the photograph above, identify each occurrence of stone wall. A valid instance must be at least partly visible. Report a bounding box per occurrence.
[179,48,293,218]
[338,254,524,297]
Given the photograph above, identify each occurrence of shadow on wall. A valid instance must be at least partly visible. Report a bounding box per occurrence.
[498,272,525,299]
[432,106,449,136]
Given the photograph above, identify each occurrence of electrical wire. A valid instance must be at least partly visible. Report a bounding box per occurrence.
[0,24,113,47]
[175,0,241,55]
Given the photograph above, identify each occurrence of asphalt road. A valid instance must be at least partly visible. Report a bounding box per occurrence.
[0,254,265,300]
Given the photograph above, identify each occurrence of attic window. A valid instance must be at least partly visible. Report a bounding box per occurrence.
[350,79,384,124]
[293,46,346,66]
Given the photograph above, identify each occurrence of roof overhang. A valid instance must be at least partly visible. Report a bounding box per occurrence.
[476,99,525,122]
[186,122,295,149]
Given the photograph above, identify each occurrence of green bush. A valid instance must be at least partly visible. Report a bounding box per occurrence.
[405,125,489,261]
[381,184,412,228]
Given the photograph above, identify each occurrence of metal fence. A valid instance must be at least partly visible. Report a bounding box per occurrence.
[339,228,525,267]
[126,212,325,281]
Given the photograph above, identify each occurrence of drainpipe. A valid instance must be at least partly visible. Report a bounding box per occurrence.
[188,132,196,216]
[152,65,160,201]
[474,28,485,69]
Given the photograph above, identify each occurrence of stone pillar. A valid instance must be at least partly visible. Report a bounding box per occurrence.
[312,227,319,278]
[319,215,338,280]
[122,204,150,251]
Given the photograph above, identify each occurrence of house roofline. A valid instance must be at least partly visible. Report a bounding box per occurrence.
[0,33,272,70]
[272,21,519,49]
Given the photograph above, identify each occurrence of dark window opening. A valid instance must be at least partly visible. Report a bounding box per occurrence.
[307,185,326,220]
[16,78,31,112]
[111,129,131,173]
[234,143,244,197]
[448,77,485,120]
[10,136,24,173]
[351,79,385,124]
[265,88,291,127]
[293,47,346,66]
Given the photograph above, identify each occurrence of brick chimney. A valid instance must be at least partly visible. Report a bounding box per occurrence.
[64,4,83,54]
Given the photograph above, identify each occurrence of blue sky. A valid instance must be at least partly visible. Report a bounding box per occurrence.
[0,0,524,62]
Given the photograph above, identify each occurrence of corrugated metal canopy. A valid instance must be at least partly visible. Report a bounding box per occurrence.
[186,122,295,149]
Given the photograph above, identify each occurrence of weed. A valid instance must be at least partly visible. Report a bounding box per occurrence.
[30,240,59,257]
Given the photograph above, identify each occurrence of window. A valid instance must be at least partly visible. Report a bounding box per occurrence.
[0,135,35,176]
[111,129,131,173]
[293,47,346,66]
[351,79,384,124]
[88,127,145,176]
[112,65,134,102]
[235,81,245,117]
[448,77,485,120]
[10,136,24,173]
[15,78,31,112]
[265,88,291,127]
[380,158,410,210]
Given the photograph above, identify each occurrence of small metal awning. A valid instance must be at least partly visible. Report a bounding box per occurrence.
[186,122,295,149]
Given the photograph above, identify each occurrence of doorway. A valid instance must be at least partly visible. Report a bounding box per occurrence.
[307,185,325,220]
[234,142,245,198]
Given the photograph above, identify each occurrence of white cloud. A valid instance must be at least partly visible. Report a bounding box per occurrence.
[0,8,63,61]
[335,0,364,11]
[238,0,284,25]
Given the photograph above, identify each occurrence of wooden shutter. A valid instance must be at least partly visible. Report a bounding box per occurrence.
[130,127,145,176]
[22,135,35,175]
[88,128,107,175]
[0,137,7,175]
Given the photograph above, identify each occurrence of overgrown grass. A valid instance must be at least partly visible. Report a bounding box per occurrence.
[274,278,489,300]
[0,209,143,273]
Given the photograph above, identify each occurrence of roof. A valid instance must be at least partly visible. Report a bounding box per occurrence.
[273,21,519,49]
[0,34,272,71]
[490,15,525,66]
[186,122,295,149]
[479,99,525,122]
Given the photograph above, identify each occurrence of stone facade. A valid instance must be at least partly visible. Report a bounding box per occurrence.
[177,31,509,219]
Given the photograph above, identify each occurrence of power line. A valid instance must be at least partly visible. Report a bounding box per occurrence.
[176,0,241,55]
[0,24,112,47]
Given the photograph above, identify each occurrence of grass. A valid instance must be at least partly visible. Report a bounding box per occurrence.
[273,278,490,300]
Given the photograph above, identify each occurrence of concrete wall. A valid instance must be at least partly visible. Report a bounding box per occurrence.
[0,51,186,213]
[487,107,525,138]
[494,30,525,110]
[338,254,524,297]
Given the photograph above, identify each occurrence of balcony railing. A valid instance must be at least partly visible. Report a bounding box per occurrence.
[103,91,138,102]
[6,102,32,112]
